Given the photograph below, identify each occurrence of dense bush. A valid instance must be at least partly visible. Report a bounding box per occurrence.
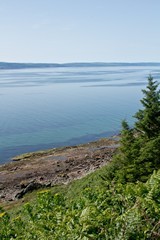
[0,170,160,239]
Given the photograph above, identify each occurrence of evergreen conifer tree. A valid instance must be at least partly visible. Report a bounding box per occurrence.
[120,120,135,158]
[134,75,160,139]
[109,76,160,182]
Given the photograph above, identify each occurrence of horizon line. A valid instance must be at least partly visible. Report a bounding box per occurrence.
[1,61,160,64]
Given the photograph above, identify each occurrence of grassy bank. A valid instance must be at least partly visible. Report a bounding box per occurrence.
[1,161,160,239]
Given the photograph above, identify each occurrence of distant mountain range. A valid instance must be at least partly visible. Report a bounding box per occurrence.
[0,62,160,70]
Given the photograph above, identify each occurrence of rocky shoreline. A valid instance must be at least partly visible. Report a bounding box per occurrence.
[0,137,119,203]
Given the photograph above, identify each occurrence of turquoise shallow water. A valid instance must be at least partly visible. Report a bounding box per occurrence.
[0,64,160,163]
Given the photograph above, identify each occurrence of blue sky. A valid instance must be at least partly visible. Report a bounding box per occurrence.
[0,0,160,63]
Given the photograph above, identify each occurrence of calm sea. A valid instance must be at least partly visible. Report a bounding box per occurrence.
[0,64,160,164]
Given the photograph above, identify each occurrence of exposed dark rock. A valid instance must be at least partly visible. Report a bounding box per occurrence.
[0,137,118,203]
[15,182,43,199]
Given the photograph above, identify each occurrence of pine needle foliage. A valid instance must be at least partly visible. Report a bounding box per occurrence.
[105,75,160,183]
[134,75,160,139]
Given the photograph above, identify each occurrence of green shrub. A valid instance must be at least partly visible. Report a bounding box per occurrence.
[1,170,160,239]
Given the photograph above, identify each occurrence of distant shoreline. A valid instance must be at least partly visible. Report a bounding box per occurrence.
[1,62,160,70]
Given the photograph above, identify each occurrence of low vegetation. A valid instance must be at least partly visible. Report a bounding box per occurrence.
[0,75,160,239]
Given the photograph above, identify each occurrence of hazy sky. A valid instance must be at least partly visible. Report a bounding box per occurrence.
[0,0,160,63]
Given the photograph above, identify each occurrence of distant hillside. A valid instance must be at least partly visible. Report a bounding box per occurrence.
[0,62,160,70]
[0,62,61,69]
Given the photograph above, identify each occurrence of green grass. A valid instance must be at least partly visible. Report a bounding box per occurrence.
[1,166,160,239]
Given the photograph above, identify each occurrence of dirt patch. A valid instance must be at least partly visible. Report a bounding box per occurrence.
[0,137,119,203]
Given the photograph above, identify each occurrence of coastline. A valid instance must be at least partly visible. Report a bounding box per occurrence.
[0,130,119,165]
[0,137,119,203]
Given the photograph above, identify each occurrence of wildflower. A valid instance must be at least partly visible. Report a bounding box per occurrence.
[0,212,6,218]
[13,216,21,222]
[54,193,60,197]
[39,189,50,194]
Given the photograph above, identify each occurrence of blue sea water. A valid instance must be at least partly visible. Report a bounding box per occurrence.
[0,64,160,164]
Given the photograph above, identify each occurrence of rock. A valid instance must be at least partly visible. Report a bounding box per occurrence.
[85,154,89,159]
[0,194,5,199]
[0,137,118,203]
[45,182,51,187]
[15,182,43,199]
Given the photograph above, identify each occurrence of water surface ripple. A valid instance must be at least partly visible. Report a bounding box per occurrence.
[0,64,159,163]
